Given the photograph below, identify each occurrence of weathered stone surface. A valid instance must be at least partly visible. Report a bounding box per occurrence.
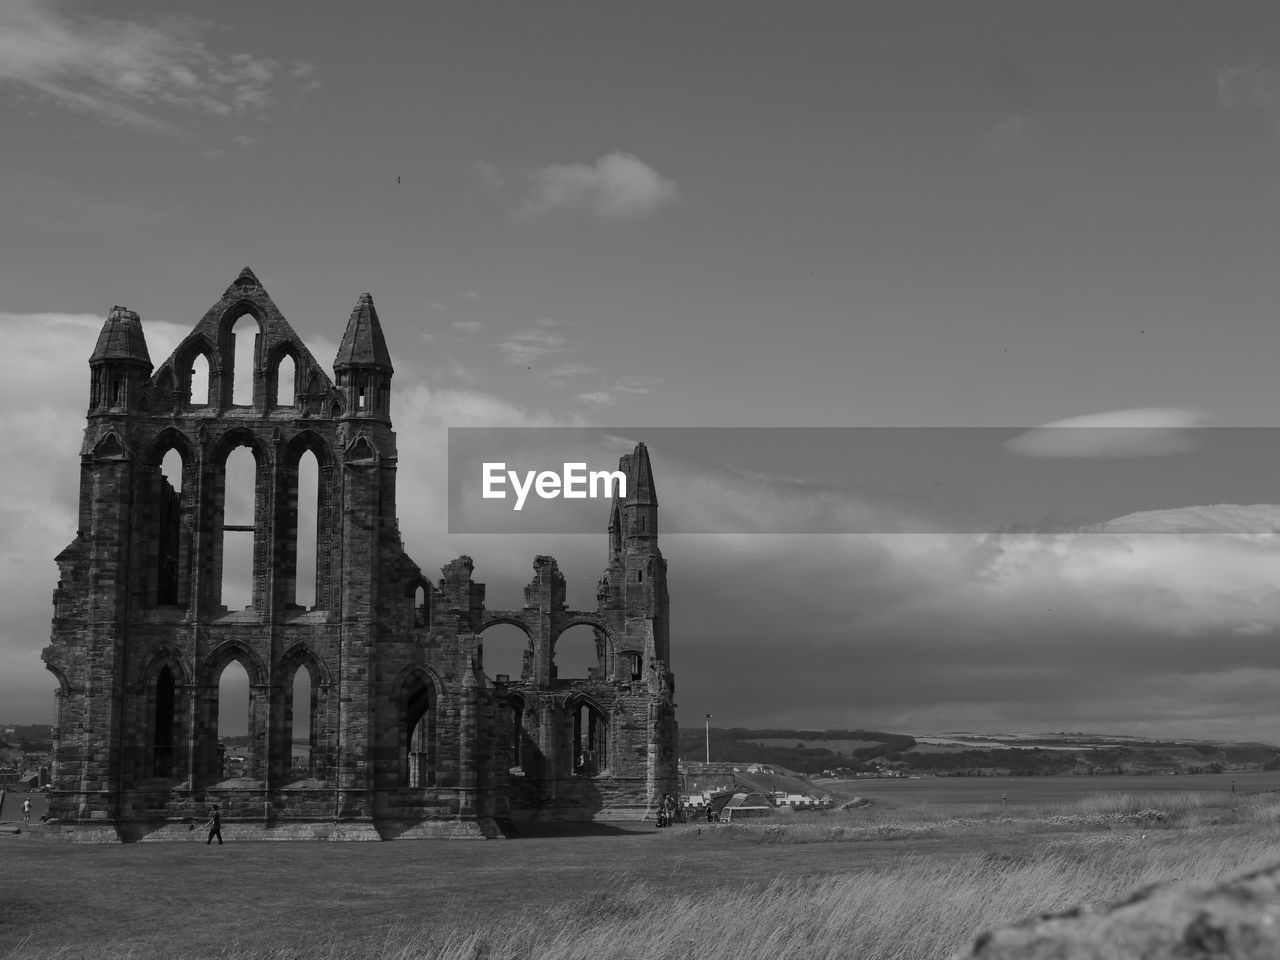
[40,269,677,840]
[957,862,1280,959]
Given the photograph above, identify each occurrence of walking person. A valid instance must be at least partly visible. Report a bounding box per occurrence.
[21,797,31,827]
[205,803,223,845]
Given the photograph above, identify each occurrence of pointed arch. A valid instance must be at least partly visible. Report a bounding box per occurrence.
[267,341,300,409]
[145,427,197,468]
[279,641,332,687]
[508,692,532,772]
[216,297,267,338]
[568,693,610,777]
[405,576,431,629]
[202,640,268,686]
[135,643,190,686]
[399,667,440,788]
[130,645,189,781]
[146,430,197,608]
[210,430,269,612]
[198,641,268,785]
[344,435,377,463]
[210,427,271,466]
[278,642,329,781]
[175,335,217,408]
[281,431,333,610]
[228,312,261,406]
[93,433,125,459]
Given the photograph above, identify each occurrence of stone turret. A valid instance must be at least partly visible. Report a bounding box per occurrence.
[334,293,393,421]
[88,306,152,414]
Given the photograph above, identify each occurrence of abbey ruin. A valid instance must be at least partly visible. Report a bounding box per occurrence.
[40,268,677,840]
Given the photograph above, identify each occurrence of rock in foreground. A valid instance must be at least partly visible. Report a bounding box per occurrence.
[957,861,1280,959]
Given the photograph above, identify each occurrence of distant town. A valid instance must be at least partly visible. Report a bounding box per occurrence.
[0,724,52,791]
[7,723,1279,822]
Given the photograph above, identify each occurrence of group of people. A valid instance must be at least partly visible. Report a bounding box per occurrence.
[656,793,680,827]
[656,794,724,826]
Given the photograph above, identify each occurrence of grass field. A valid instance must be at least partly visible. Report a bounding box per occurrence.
[819,769,1280,805]
[4,788,1280,959]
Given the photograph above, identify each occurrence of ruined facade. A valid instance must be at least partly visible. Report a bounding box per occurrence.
[41,268,677,841]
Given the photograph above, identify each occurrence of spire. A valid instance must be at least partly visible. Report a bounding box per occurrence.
[618,442,659,550]
[89,306,152,369]
[624,442,657,506]
[334,293,393,372]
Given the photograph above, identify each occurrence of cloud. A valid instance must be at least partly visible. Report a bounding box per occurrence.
[0,0,316,135]
[0,306,591,724]
[13,313,1280,742]
[1100,503,1280,535]
[521,152,678,219]
[498,327,569,365]
[574,391,615,408]
[289,60,321,91]
[0,310,193,720]
[1005,407,1208,458]
[614,375,660,396]
[545,363,594,380]
[451,320,483,334]
[441,355,477,383]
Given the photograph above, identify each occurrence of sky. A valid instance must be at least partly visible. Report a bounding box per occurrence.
[8,0,1280,741]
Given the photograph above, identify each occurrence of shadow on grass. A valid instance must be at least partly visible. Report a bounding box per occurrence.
[496,819,657,839]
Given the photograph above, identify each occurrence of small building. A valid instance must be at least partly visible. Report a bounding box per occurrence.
[708,790,774,821]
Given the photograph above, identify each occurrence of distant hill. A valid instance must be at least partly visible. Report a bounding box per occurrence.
[678,727,915,775]
[679,728,1280,777]
[0,724,52,752]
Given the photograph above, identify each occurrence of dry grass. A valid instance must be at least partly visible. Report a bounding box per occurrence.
[667,789,1280,845]
[8,791,1280,960]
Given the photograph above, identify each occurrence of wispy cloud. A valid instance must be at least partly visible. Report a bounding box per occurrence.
[574,391,616,408]
[519,152,678,219]
[451,320,483,334]
[542,363,595,387]
[615,375,660,396]
[441,355,477,383]
[0,0,317,136]
[498,328,569,366]
[1006,407,1209,458]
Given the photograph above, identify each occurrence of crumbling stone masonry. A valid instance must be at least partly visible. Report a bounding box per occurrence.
[41,268,677,841]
